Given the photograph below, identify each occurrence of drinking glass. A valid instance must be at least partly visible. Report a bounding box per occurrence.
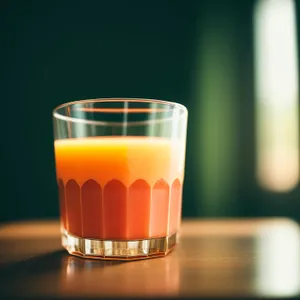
[53,98,188,260]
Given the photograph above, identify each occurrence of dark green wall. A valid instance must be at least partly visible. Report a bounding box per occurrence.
[2,0,300,223]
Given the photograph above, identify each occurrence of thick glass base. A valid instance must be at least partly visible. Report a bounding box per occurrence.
[62,230,177,260]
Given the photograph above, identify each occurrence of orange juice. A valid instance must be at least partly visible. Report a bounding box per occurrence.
[54,137,184,240]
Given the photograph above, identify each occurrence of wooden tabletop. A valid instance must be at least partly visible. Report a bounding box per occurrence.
[0,218,299,299]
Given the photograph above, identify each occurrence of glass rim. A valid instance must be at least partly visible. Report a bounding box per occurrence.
[53,98,188,126]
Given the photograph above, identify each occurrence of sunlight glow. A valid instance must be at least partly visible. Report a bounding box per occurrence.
[254,0,299,192]
[255,222,300,296]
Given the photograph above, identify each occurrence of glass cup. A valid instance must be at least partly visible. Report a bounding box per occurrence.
[53,98,188,260]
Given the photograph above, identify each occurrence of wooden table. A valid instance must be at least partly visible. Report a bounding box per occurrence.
[0,219,299,299]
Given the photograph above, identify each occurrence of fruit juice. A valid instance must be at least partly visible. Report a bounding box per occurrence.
[54,136,184,240]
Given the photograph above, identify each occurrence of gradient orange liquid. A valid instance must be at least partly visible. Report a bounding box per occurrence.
[54,137,184,240]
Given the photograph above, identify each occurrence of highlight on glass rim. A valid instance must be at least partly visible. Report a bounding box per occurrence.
[53,98,188,260]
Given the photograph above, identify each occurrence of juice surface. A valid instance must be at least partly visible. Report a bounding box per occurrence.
[55,137,184,240]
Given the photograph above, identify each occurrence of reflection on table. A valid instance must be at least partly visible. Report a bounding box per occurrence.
[0,219,299,298]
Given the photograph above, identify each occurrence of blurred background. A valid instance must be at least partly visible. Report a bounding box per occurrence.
[1,0,300,223]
